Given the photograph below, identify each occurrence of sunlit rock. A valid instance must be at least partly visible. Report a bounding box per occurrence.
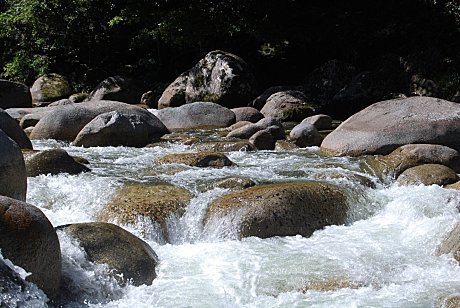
[205,182,348,239]
[25,149,90,177]
[31,73,73,107]
[396,164,458,186]
[156,151,235,168]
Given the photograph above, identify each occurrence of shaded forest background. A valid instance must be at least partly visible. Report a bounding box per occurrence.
[1,0,460,96]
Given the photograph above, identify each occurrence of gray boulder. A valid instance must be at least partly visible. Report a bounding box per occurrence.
[289,121,323,147]
[321,97,460,156]
[0,108,32,149]
[5,106,53,123]
[155,102,235,131]
[0,79,32,109]
[231,107,264,123]
[205,182,348,239]
[227,117,285,140]
[0,130,27,201]
[58,222,158,286]
[0,196,61,299]
[30,100,161,141]
[303,114,333,130]
[30,73,72,106]
[249,129,276,150]
[260,91,315,122]
[85,76,143,104]
[73,110,169,147]
[25,149,90,177]
[250,85,302,109]
[158,51,257,109]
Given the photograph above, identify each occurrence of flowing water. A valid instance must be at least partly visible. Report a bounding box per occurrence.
[4,130,460,307]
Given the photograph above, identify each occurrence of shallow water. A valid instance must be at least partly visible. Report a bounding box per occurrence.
[5,134,460,307]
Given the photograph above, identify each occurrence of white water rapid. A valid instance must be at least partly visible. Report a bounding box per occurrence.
[4,133,460,307]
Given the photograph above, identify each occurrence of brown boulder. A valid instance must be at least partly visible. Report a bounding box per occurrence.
[30,74,72,106]
[205,182,347,239]
[58,222,158,286]
[0,196,61,298]
[260,91,315,122]
[25,149,90,177]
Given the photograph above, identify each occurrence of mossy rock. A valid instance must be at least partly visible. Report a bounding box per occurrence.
[396,164,458,186]
[98,183,192,241]
[212,177,256,190]
[281,104,315,122]
[156,151,235,167]
[192,141,256,152]
[205,181,348,239]
[31,73,73,105]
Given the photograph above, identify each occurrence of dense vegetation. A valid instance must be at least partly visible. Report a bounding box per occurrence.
[1,0,460,93]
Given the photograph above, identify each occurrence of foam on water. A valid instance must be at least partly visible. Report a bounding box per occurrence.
[22,139,460,307]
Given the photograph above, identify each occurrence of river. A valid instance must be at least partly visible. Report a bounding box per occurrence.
[3,129,460,307]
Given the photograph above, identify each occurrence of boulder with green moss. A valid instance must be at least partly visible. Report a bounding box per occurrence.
[395,164,458,186]
[260,91,315,122]
[30,73,72,106]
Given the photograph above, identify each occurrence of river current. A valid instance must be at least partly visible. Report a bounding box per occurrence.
[3,129,460,307]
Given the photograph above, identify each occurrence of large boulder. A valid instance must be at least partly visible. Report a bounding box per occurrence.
[85,76,143,104]
[204,182,348,239]
[260,91,315,122]
[25,149,90,177]
[30,100,167,142]
[58,222,158,286]
[0,79,32,109]
[0,108,32,149]
[98,183,192,241]
[73,110,169,147]
[30,74,72,106]
[395,164,458,186]
[155,102,235,130]
[0,130,27,201]
[0,196,61,299]
[364,144,460,180]
[158,51,257,109]
[321,97,460,156]
[289,121,323,147]
[156,151,235,168]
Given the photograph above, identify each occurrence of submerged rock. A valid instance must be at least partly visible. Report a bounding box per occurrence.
[157,152,235,168]
[321,97,460,156]
[205,182,348,239]
[0,196,61,299]
[98,183,192,241]
[192,141,255,152]
[0,129,27,201]
[25,149,90,177]
[158,50,257,109]
[396,164,458,186]
[58,222,158,286]
[213,177,256,190]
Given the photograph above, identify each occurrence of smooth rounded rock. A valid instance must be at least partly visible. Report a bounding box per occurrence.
[0,196,61,298]
[321,97,460,156]
[260,91,315,122]
[30,74,72,106]
[303,114,333,130]
[0,130,27,201]
[25,149,90,177]
[0,79,32,109]
[72,110,168,147]
[396,164,458,186]
[155,102,236,131]
[58,222,158,286]
[249,129,276,150]
[205,182,348,239]
[289,121,323,147]
[0,108,32,149]
[231,107,264,123]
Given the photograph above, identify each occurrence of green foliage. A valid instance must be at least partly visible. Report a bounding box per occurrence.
[2,51,49,83]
